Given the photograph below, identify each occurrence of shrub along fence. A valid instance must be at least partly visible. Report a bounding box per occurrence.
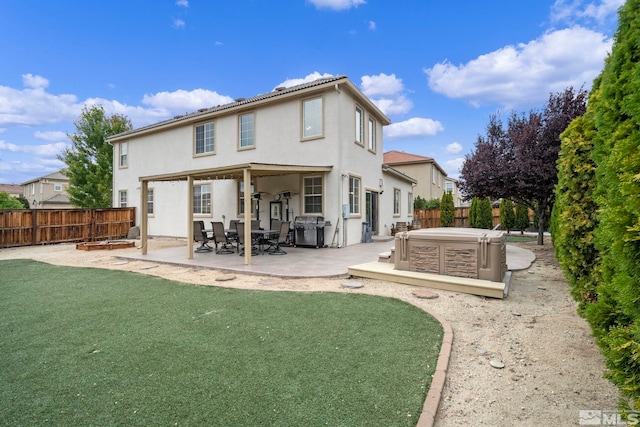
[413,207,501,229]
[0,208,136,248]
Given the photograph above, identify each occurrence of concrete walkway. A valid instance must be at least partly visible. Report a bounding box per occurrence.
[117,237,536,278]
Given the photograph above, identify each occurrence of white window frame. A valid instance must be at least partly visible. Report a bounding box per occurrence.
[394,188,401,216]
[238,113,255,150]
[194,122,215,155]
[368,117,376,152]
[355,106,364,145]
[119,190,128,208]
[303,175,323,215]
[54,183,62,192]
[349,175,361,216]
[408,192,413,216]
[445,181,454,194]
[237,181,255,215]
[193,184,211,215]
[31,183,35,195]
[119,142,128,168]
[302,96,323,140]
[147,188,154,216]
[39,183,43,194]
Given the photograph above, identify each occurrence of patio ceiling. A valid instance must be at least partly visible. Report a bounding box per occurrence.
[139,162,333,183]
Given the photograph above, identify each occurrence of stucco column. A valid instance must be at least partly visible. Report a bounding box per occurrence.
[243,168,252,265]
[140,179,148,254]
[187,176,194,259]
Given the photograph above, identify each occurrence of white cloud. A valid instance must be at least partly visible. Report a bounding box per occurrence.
[142,88,234,111]
[551,0,623,26]
[425,26,611,109]
[384,117,444,139]
[276,72,335,89]
[444,157,465,177]
[22,74,49,89]
[176,0,189,7]
[34,131,68,142]
[0,82,83,125]
[173,18,185,29]
[445,142,462,154]
[0,140,68,157]
[308,0,366,11]
[361,73,413,116]
[368,21,376,31]
[361,73,403,97]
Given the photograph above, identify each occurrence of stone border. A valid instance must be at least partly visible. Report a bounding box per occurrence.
[415,308,453,427]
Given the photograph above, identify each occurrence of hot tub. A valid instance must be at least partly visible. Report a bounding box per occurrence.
[394,228,507,283]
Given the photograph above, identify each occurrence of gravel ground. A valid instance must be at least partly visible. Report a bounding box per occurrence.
[0,238,621,426]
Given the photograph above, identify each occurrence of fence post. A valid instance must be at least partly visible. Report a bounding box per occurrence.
[31,209,37,245]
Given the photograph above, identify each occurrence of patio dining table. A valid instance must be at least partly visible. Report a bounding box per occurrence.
[226,228,279,254]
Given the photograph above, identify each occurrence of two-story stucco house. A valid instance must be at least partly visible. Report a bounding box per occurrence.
[383,150,464,207]
[108,75,416,261]
[21,170,72,209]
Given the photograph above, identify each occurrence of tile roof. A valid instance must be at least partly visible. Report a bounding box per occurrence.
[383,150,434,165]
[20,170,68,185]
[109,75,355,141]
[0,183,23,194]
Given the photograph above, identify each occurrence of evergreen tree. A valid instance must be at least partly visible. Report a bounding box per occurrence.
[553,77,601,311]
[499,199,515,233]
[478,197,494,229]
[586,0,640,407]
[440,191,455,227]
[58,105,133,208]
[514,203,530,234]
[468,197,479,228]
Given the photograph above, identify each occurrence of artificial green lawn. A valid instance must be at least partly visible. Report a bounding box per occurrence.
[0,259,443,426]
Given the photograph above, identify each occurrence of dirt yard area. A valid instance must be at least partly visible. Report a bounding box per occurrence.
[0,238,620,426]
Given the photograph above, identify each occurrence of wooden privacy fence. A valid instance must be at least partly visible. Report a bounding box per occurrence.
[413,207,501,229]
[0,208,136,248]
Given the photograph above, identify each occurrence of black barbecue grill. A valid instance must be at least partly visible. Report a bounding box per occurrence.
[293,216,325,248]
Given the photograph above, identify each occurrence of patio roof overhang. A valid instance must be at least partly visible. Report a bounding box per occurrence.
[138,163,333,266]
[139,162,333,183]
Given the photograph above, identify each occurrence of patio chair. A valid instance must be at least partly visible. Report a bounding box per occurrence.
[251,219,261,230]
[211,221,235,254]
[193,220,213,253]
[265,221,290,255]
[236,223,258,256]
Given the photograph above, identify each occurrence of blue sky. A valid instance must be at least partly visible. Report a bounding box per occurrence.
[0,0,622,184]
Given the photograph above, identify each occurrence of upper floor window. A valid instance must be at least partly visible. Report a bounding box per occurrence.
[239,113,255,149]
[119,190,128,208]
[408,192,413,215]
[54,183,62,192]
[31,183,35,195]
[368,118,376,152]
[195,123,215,155]
[147,188,154,215]
[355,106,363,145]
[445,181,454,194]
[119,142,128,167]
[303,176,323,214]
[39,183,43,194]
[394,188,401,215]
[193,184,211,215]
[302,97,323,139]
[349,176,361,215]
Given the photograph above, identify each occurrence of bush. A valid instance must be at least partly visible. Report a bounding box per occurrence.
[478,197,494,229]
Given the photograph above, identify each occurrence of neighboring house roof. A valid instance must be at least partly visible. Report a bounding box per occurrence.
[0,183,23,195]
[108,75,391,143]
[21,170,68,185]
[381,164,417,184]
[43,194,70,204]
[383,150,447,176]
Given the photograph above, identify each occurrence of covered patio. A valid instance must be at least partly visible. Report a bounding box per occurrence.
[138,162,332,266]
[119,236,395,278]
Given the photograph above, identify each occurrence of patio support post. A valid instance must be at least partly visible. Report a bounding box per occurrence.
[187,175,194,259]
[243,168,252,265]
[140,179,148,254]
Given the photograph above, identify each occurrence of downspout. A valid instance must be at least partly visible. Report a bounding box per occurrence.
[335,83,345,248]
